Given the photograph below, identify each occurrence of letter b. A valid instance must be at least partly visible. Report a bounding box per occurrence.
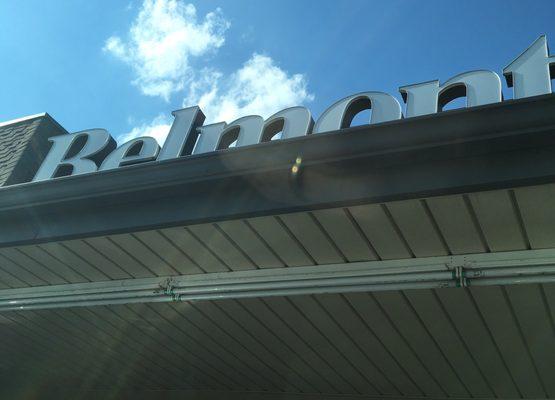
[33,129,116,182]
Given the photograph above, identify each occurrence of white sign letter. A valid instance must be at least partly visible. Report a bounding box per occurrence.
[99,137,160,171]
[33,129,115,182]
[504,35,555,99]
[158,106,206,160]
[193,107,313,155]
[399,70,502,118]
[313,92,402,134]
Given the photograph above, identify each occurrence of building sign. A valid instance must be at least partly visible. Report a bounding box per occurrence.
[33,36,555,182]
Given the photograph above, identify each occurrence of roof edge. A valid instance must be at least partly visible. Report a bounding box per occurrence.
[0,112,68,134]
[0,112,47,128]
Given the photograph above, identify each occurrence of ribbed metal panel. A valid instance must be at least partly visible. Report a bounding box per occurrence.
[0,185,553,287]
[0,284,553,399]
[0,184,554,399]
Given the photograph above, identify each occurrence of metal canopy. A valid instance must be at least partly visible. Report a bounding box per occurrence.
[0,184,554,399]
[1,97,555,398]
[1,94,555,247]
[0,184,554,290]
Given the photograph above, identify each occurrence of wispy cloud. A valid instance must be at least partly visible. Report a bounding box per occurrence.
[187,54,314,123]
[104,0,229,101]
[109,0,313,145]
[119,114,172,145]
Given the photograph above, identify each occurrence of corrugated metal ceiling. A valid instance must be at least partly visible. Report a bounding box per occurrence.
[0,284,553,399]
[1,184,555,399]
[0,184,554,287]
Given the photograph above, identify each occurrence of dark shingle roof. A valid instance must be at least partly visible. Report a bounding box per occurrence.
[0,113,67,186]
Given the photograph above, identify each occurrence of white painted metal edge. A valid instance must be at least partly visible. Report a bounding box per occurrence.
[0,112,47,128]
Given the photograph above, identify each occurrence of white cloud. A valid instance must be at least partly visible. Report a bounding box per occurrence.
[186,54,314,123]
[103,0,229,101]
[109,0,314,145]
[119,114,171,145]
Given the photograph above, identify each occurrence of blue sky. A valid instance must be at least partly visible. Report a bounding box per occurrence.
[0,0,553,143]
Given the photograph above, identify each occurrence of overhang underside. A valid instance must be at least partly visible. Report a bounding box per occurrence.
[1,183,555,288]
[0,184,554,399]
[0,283,554,400]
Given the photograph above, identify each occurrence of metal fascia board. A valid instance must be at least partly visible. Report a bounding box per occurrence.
[1,94,555,246]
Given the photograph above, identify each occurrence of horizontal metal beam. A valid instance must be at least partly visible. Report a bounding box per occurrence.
[1,94,555,247]
[14,388,523,400]
[2,248,555,311]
